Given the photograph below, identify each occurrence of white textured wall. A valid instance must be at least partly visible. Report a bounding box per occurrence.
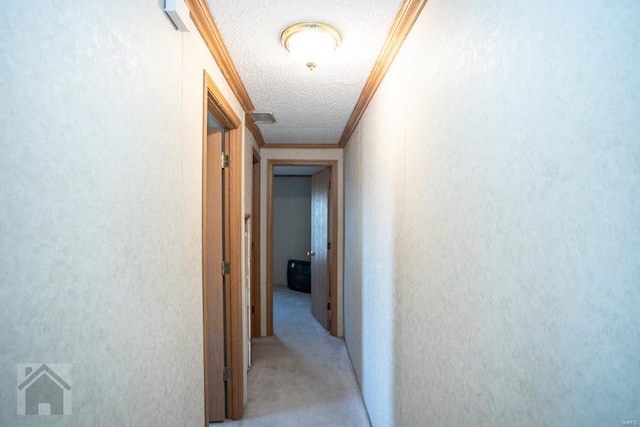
[344,46,406,426]
[344,0,640,426]
[273,177,312,286]
[0,0,244,424]
[259,148,344,336]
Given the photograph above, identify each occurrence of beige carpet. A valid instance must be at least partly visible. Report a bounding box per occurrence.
[222,285,371,426]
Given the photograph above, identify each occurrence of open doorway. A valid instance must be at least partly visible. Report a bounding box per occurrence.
[266,160,339,337]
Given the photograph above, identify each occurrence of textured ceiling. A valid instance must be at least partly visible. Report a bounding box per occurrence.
[206,0,403,145]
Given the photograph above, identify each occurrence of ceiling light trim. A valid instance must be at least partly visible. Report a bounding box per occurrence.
[338,0,429,147]
[281,22,342,51]
[281,22,342,71]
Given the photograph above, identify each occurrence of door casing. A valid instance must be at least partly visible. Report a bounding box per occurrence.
[266,159,339,337]
[202,70,244,423]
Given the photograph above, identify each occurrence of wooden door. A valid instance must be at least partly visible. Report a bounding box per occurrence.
[203,120,225,422]
[310,168,331,329]
[251,153,261,337]
[244,218,251,368]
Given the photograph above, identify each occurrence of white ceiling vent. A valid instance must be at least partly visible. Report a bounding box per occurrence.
[249,111,277,124]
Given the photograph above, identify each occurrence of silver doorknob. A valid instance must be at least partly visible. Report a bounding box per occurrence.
[306,250,315,257]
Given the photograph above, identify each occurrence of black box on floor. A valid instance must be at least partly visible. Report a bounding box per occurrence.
[287,259,311,293]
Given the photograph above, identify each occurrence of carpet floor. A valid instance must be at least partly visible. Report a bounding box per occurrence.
[221,285,371,427]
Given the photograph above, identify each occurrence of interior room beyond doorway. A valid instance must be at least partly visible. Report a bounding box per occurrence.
[266,160,339,337]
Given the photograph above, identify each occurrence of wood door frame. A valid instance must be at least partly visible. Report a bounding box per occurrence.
[202,70,244,423]
[266,159,339,337]
[251,149,261,337]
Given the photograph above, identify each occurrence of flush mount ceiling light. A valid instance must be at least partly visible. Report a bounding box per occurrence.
[281,22,341,71]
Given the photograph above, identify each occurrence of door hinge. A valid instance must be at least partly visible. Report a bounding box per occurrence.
[221,261,231,275]
[327,241,331,250]
[221,153,230,169]
[327,302,331,311]
[223,367,232,381]
[251,305,255,314]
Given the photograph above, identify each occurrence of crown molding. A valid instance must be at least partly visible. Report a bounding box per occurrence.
[244,113,265,147]
[186,0,266,146]
[262,143,342,150]
[338,0,429,147]
[185,0,427,149]
[186,0,255,113]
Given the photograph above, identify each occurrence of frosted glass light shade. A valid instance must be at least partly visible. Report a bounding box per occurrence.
[281,23,341,70]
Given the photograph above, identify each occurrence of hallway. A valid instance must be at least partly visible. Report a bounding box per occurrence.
[2,2,638,425]
[223,285,370,426]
